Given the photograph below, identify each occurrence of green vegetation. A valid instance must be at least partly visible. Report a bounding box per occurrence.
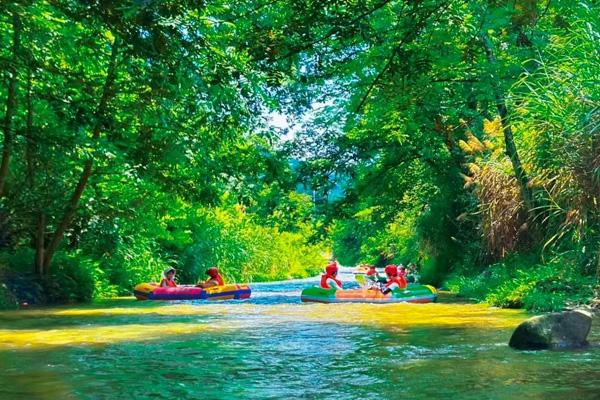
[0,1,598,310]
[0,1,327,306]
[447,252,597,312]
[270,0,600,311]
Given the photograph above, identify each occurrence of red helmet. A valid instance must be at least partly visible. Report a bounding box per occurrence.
[207,267,219,278]
[368,265,376,270]
[384,265,397,276]
[325,264,338,276]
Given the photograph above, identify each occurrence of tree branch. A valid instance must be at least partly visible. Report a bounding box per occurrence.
[43,37,121,271]
[275,0,396,61]
[480,32,534,211]
[0,11,21,197]
[355,2,451,113]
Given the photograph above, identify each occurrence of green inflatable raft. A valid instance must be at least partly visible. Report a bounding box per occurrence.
[300,284,438,304]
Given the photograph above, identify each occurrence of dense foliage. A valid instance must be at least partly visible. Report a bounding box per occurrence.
[252,0,599,310]
[1,1,598,310]
[0,0,327,305]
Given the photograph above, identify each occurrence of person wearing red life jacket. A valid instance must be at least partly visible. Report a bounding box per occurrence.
[159,267,177,287]
[320,263,343,290]
[397,264,408,289]
[366,265,378,277]
[406,262,419,283]
[196,266,225,288]
[381,264,407,295]
[365,264,382,288]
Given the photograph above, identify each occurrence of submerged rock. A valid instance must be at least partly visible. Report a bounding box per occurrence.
[509,310,592,350]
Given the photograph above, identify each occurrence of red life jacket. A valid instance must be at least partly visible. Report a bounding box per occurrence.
[206,274,225,286]
[160,278,177,288]
[385,276,407,290]
[399,275,407,289]
[320,274,343,289]
[366,268,377,276]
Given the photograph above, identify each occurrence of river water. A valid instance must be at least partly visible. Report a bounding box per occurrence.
[1,269,599,399]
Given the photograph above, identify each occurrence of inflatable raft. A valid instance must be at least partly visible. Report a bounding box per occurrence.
[134,283,251,301]
[300,284,437,304]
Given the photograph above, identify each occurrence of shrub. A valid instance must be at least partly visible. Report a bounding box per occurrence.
[99,237,168,296]
[446,252,598,311]
[44,252,98,303]
[181,206,327,284]
[0,283,18,310]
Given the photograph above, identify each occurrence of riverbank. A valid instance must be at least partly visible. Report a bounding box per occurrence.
[445,254,599,312]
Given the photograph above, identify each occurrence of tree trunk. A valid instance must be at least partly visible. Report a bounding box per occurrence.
[35,213,45,276]
[24,68,44,275]
[0,12,22,197]
[42,37,121,273]
[25,68,35,187]
[481,33,535,212]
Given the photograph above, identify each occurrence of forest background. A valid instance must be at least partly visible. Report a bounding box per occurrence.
[0,0,598,311]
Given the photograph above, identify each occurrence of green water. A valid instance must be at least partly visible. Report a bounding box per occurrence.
[0,279,599,400]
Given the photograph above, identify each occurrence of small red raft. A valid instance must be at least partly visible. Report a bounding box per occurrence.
[134,283,251,301]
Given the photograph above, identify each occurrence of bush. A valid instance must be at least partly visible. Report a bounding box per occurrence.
[0,249,121,304]
[181,206,327,284]
[0,283,18,310]
[0,249,46,305]
[446,252,599,311]
[44,252,98,303]
[0,248,37,274]
[99,237,167,296]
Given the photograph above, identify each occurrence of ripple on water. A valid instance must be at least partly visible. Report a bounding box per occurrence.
[0,280,599,400]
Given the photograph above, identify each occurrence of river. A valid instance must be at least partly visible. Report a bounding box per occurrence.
[1,269,599,399]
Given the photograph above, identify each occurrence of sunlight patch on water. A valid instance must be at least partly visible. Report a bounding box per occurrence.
[0,321,235,348]
[0,303,217,319]
[0,300,528,349]
[263,302,528,329]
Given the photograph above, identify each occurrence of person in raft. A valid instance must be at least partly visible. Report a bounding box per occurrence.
[398,264,409,288]
[366,265,378,278]
[406,262,419,283]
[320,262,343,290]
[159,267,177,287]
[196,266,225,288]
[397,264,407,281]
[365,264,381,289]
[381,264,407,295]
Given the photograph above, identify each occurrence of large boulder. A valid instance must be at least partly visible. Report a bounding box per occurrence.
[509,310,593,350]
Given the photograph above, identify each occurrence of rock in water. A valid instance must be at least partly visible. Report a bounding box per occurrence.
[509,310,593,350]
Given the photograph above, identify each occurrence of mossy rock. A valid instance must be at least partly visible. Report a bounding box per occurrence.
[509,310,592,350]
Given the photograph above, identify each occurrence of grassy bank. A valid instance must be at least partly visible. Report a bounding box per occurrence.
[445,253,599,312]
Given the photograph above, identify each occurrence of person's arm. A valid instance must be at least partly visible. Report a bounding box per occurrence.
[382,282,399,295]
[160,279,166,287]
[327,278,343,290]
[196,279,218,289]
